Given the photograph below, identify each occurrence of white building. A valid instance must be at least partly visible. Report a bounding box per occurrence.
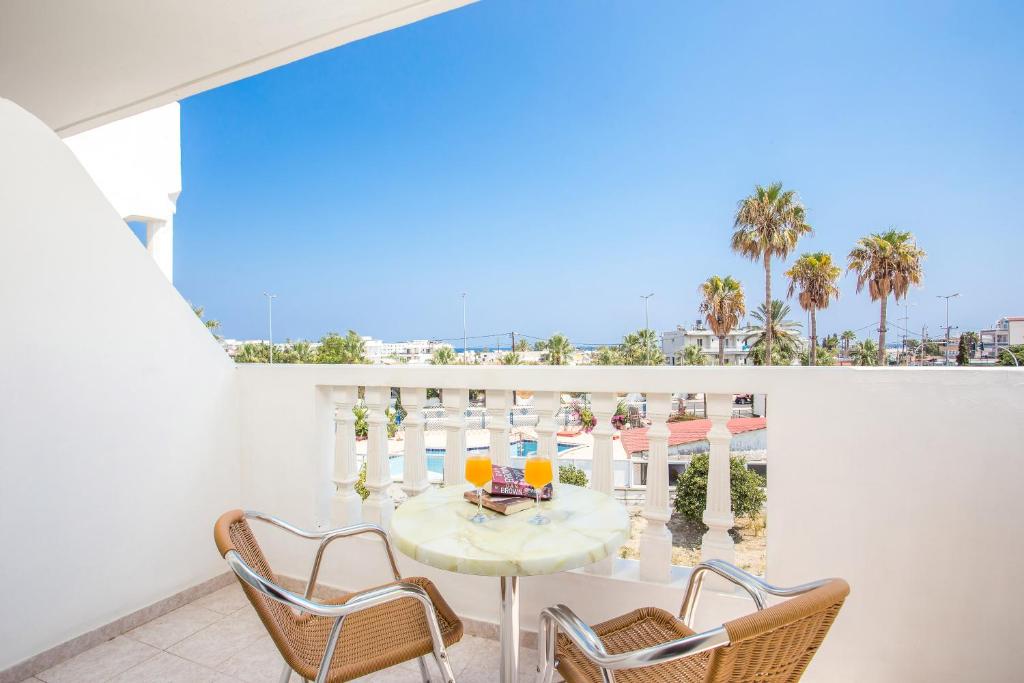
[663,320,756,365]
[979,316,1024,360]
[362,337,451,364]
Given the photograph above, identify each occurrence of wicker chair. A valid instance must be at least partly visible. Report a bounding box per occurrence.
[536,560,848,683]
[214,509,463,683]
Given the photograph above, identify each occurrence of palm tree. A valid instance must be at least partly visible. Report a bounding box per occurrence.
[592,346,623,365]
[849,338,879,366]
[785,252,841,365]
[840,330,857,358]
[677,344,708,366]
[544,333,574,365]
[745,300,802,365]
[698,275,746,366]
[499,352,521,365]
[732,182,813,365]
[431,346,457,365]
[847,230,926,364]
[622,329,663,365]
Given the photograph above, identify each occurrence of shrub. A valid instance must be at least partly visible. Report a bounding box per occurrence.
[355,463,369,500]
[673,453,766,523]
[353,404,368,438]
[559,463,589,487]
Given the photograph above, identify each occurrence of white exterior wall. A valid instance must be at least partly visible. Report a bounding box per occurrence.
[0,99,241,671]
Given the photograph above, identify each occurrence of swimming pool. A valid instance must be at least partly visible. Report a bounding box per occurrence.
[389,441,577,478]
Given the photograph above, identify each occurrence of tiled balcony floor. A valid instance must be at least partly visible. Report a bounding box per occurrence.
[24,584,553,683]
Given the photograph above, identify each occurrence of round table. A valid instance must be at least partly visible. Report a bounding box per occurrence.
[390,483,630,683]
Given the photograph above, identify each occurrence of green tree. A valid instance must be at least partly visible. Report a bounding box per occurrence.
[745,300,802,365]
[677,345,708,366]
[673,453,766,524]
[957,331,978,366]
[621,329,664,365]
[785,252,841,365]
[191,304,222,340]
[543,333,574,365]
[849,338,879,366]
[698,275,747,366]
[840,330,857,357]
[234,342,272,363]
[514,338,529,352]
[316,330,368,364]
[997,345,1024,366]
[431,346,457,365]
[847,230,926,364]
[500,352,521,365]
[800,347,836,366]
[558,464,589,487]
[821,333,840,352]
[732,182,813,366]
[533,339,549,352]
[353,404,369,438]
[592,346,623,365]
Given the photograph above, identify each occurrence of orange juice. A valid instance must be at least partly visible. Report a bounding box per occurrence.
[465,456,493,488]
[524,457,553,489]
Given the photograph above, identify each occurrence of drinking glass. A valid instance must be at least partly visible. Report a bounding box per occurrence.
[523,455,553,525]
[465,455,493,524]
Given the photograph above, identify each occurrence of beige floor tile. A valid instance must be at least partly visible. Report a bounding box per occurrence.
[36,636,160,683]
[167,608,266,668]
[192,584,250,615]
[217,635,304,683]
[446,635,500,678]
[125,604,224,649]
[110,651,237,682]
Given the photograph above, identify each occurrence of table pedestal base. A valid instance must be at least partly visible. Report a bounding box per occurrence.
[499,576,519,683]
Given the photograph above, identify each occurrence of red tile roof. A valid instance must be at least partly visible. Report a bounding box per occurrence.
[619,417,766,456]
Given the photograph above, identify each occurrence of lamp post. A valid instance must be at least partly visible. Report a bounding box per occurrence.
[461,292,468,364]
[936,293,959,365]
[263,292,277,364]
[641,293,655,363]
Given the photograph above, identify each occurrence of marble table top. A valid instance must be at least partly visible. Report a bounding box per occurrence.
[390,484,630,577]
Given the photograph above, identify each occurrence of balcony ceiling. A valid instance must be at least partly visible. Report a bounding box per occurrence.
[0,0,474,136]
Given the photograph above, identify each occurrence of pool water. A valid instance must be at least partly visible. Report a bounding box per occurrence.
[390,441,576,478]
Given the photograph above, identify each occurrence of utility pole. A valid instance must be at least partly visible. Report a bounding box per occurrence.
[461,292,467,364]
[510,331,516,355]
[641,292,654,360]
[263,292,277,364]
[936,293,959,365]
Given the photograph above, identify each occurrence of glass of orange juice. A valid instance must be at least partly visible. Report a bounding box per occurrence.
[524,455,553,525]
[465,454,493,524]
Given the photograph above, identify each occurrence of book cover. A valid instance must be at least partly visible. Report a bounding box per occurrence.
[464,490,535,515]
[486,464,553,500]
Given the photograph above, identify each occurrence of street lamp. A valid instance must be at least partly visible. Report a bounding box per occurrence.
[263,292,277,364]
[461,292,468,363]
[936,293,959,365]
[641,293,654,331]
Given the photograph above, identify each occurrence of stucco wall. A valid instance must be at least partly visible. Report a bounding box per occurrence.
[0,99,240,671]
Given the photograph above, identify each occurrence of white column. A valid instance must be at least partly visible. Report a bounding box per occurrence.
[702,393,736,565]
[332,386,362,526]
[586,392,618,575]
[534,391,560,486]
[640,393,672,582]
[486,389,513,466]
[400,387,430,497]
[362,386,394,530]
[443,388,469,485]
[145,217,173,283]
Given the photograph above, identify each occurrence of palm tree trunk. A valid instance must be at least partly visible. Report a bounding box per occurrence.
[719,335,726,366]
[764,255,772,364]
[810,308,817,366]
[878,296,888,365]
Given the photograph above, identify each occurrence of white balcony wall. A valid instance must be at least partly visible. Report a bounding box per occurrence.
[236,363,1024,682]
[0,99,241,671]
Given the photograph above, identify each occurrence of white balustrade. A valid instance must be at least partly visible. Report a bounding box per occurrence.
[486,389,512,465]
[331,386,361,526]
[362,386,394,529]
[443,388,469,485]
[639,393,672,582]
[586,391,618,575]
[400,387,430,497]
[702,393,736,566]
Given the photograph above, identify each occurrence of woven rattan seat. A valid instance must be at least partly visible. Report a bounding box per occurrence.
[214,509,463,682]
[550,570,848,683]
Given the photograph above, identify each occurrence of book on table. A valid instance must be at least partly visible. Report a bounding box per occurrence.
[487,464,553,500]
[463,489,536,515]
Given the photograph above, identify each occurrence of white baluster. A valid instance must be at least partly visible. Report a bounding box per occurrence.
[332,386,362,526]
[487,389,513,466]
[586,392,618,575]
[362,386,394,530]
[702,393,736,566]
[534,391,560,486]
[443,388,469,485]
[400,387,430,497]
[640,393,672,582]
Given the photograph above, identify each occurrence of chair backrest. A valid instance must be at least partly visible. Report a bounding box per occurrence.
[213,509,325,675]
[703,578,849,683]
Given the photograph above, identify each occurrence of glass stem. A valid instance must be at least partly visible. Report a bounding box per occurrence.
[536,488,541,514]
[478,487,483,517]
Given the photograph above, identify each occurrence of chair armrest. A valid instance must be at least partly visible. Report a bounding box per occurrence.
[679,559,833,626]
[537,603,729,678]
[243,511,401,597]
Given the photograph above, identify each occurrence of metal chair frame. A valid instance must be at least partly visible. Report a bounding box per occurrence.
[223,511,456,683]
[535,559,833,683]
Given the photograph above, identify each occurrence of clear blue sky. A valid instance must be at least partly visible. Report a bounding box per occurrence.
[173,0,1023,346]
